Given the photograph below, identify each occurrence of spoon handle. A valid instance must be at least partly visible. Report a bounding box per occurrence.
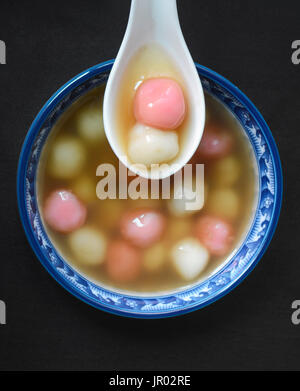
[126,0,181,46]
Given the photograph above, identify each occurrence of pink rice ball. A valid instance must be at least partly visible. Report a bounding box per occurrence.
[120,209,166,248]
[134,78,186,130]
[194,215,234,256]
[43,190,87,233]
[106,240,141,283]
[195,123,234,161]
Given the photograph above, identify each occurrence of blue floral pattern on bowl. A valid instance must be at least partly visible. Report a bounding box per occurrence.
[17,61,282,318]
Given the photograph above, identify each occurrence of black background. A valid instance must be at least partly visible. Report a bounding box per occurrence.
[0,0,299,371]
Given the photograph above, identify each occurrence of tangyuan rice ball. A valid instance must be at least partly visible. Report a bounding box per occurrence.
[207,188,240,221]
[133,78,186,130]
[128,123,179,166]
[44,190,87,233]
[168,174,206,217]
[48,136,86,179]
[68,226,107,266]
[195,123,234,161]
[106,240,141,283]
[77,103,105,143]
[171,237,210,281]
[210,156,241,186]
[120,208,166,248]
[194,215,234,257]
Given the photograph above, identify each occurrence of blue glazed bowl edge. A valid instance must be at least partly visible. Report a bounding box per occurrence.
[16,60,283,319]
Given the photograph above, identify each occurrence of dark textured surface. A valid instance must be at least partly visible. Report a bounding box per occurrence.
[0,0,298,371]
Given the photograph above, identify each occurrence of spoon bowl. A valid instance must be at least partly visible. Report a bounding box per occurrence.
[103,0,205,179]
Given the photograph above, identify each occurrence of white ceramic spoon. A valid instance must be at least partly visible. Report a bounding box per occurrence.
[103,0,205,179]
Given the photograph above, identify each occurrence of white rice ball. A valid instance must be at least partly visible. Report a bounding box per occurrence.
[77,104,105,143]
[68,226,107,266]
[128,123,179,166]
[48,136,86,179]
[171,237,210,281]
[207,187,240,220]
[211,156,241,186]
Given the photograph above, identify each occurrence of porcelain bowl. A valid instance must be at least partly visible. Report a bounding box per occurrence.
[17,61,282,318]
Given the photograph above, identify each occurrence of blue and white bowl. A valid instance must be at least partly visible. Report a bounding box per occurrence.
[17,61,282,318]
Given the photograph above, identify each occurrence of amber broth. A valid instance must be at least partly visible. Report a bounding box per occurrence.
[37,83,257,294]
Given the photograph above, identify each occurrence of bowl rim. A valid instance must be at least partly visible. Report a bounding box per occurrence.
[17,60,283,319]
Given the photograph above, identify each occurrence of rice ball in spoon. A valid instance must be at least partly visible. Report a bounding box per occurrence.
[128,123,179,166]
[134,78,186,130]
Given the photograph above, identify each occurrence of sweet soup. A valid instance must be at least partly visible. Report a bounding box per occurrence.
[37,85,257,293]
[116,44,189,167]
